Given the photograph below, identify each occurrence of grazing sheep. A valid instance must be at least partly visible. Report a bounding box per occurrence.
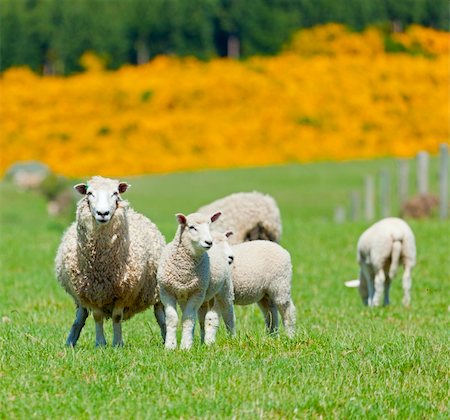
[213,232,296,337]
[55,176,166,347]
[197,192,282,245]
[157,212,235,350]
[353,217,416,307]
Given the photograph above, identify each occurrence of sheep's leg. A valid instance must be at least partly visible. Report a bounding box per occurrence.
[66,305,89,347]
[161,294,178,350]
[216,299,236,338]
[276,298,296,338]
[257,296,278,334]
[180,295,203,350]
[358,266,369,306]
[153,302,166,343]
[372,269,386,307]
[93,309,107,347]
[204,302,220,346]
[112,306,124,347]
[383,276,392,306]
[215,282,236,337]
[198,301,212,344]
[402,263,413,307]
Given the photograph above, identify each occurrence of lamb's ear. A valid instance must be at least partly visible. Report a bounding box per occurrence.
[118,182,129,194]
[74,183,87,195]
[211,212,221,223]
[176,213,187,225]
[225,231,233,238]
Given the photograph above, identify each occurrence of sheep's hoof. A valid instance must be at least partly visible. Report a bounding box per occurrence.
[112,341,124,348]
[95,340,107,347]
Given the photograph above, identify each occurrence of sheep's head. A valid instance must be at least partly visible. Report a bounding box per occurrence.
[176,212,221,254]
[74,176,129,225]
[212,231,234,264]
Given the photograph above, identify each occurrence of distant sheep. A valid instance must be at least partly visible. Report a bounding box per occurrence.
[213,232,296,337]
[55,176,166,347]
[350,217,416,307]
[157,212,235,350]
[197,192,282,245]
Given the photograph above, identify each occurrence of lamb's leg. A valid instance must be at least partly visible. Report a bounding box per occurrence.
[198,301,212,344]
[66,305,89,347]
[180,295,203,350]
[161,294,178,350]
[204,301,220,346]
[257,296,279,334]
[112,306,124,347]
[372,269,386,307]
[93,309,107,347]
[216,299,236,338]
[276,298,296,338]
[384,276,392,306]
[358,266,369,306]
[153,302,166,343]
[215,282,236,337]
[402,263,413,307]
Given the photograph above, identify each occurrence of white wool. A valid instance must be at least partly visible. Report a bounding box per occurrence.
[355,217,416,307]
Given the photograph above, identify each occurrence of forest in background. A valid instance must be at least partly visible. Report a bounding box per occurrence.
[1,0,448,75]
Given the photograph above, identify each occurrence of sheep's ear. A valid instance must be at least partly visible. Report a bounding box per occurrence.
[211,212,221,223]
[74,183,87,195]
[225,231,233,238]
[176,213,187,225]
[118,182,129,194]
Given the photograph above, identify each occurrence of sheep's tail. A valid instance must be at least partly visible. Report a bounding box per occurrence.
[389,240,402,279]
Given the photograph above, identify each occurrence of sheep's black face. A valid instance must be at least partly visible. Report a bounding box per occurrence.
[74,177,129,225]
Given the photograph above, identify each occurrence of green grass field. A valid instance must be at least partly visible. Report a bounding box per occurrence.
[1,159,449,418]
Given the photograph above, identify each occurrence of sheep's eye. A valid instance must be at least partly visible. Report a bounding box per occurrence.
[112,192,119,197]
[87,191,93,196]
[189,226,197,231]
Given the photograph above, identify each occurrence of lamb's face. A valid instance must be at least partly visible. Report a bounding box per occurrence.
[74,176,129,225]
[212,231,234,264]
[176,212,221,252]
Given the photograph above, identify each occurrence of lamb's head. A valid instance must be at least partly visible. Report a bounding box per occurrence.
[74,176,129,225]
[176,212,221,255]
[212,231,234,265]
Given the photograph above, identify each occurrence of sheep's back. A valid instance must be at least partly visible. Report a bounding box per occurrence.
[231,241,291,304]
[198,192,282,245]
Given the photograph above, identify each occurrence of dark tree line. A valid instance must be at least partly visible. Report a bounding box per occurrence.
[1,0,448,75]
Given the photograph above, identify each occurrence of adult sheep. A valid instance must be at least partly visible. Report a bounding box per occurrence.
[55,176,166,347]
[197,192,282,245]
[212,231,296,337]
[347,217,416,307]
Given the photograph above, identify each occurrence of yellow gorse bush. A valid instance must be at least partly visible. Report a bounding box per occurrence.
[1,24,448,177]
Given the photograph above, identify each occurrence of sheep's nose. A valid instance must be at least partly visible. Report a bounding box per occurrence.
[228,256,234,264]
[205,240,213,247]
[96,210,110,217]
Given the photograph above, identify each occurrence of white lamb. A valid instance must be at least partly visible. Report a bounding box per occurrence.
[197,192,282,245]
[349,217,416,307]
[157,212,235,350]
[212,232,296,337]
[55,176,166,347]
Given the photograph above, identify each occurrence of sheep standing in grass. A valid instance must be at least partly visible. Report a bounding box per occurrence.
[197,192,282,245]
[213,232,296,337]
[157,212,235,350]
[55,176,166,347]
[352,217,416,307]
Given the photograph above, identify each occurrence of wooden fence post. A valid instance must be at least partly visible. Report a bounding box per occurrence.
[398,159,409,209]
[350,190,360,221]
[440,144,449,219]
[380,170,390,218]
[334,206,346,224]
[364,175,375,221]
[417,151,429,194]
